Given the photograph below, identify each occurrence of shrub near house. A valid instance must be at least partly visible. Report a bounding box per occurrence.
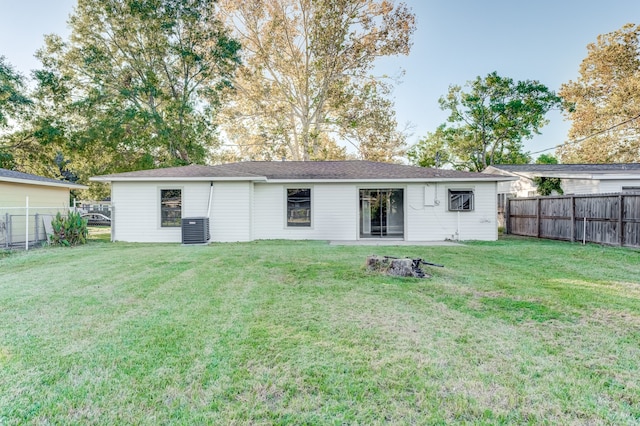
[49,211,88,246]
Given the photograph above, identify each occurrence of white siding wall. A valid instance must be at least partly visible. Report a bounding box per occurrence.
[497,178,537,197]
[112,181,210,242]
[406,181,498,241]
[252,183,358,240]
[561,179,600,194]
[210,182,252,242]
[599,179,640,193]
[112,180,499,243]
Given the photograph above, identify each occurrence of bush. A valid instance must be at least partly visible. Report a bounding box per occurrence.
[50,211,88,247]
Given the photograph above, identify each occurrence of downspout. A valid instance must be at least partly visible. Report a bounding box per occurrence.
[207,182,213,242]
[25,196,29,251]
[207,181,213,218]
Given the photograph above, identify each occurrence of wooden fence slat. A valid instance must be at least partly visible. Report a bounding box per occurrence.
[507,193,640,248]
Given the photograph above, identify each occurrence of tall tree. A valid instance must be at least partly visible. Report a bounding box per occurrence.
[0,56,32,168]
[217,0,415,161]
[410,72,562,172]
[34,0,241,178]
[406,125,453,168]
[0,56,31,129]
[559,23,640,163]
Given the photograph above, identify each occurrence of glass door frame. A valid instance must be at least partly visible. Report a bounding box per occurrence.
[358,187,405,239]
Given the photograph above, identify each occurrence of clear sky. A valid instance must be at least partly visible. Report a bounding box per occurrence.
[1,0,639,158]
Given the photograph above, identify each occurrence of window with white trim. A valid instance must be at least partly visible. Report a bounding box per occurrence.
[448,189,474,211]
[287,188,311,227]
[160,189,182,227]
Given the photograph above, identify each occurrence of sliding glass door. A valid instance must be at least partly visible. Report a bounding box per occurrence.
[359,189,404,238]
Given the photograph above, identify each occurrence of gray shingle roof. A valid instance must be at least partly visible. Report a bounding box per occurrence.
[0,168,87,188]
[488,163,640,173]
[92,161,508,181]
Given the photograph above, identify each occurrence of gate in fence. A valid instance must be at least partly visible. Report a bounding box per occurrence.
[505,193,640,248]
[0,207,72,250]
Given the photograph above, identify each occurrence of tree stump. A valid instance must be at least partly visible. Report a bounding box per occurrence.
[366,255,431,278]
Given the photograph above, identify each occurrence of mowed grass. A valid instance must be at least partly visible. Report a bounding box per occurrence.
[0,235,639,424]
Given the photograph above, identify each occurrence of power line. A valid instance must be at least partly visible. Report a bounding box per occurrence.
[530,112,640,155]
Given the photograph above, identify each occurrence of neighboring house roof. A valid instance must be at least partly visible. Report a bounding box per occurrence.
[486,163,640,173]
[91,161,515,182]
[0,168,88,189]
[484,163,640,180]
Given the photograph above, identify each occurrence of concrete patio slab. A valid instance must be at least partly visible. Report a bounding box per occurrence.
[329,240,461,246]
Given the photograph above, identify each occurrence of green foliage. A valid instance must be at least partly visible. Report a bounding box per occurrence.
[534,176,563,196]
[49,211,88,246]
[219,0,415,161]
[535,153,559,164]
[0,56,32,128]
[559,23,640,163]
[30,0,241,191]
[407,125,453,168]
[413,72,561,171]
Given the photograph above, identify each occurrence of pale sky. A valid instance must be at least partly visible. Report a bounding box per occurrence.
[1,0,639,158]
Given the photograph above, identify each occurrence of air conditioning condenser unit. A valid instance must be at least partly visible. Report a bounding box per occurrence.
[181,217,210,244]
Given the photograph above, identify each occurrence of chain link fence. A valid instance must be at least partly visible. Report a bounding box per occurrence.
[0,206,74,250]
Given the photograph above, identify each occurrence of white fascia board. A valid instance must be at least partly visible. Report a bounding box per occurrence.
[528,172,593,179]
[90,176,267,183]
[265,177,517,184]
[591,174,640,180]
[1,177,88,189]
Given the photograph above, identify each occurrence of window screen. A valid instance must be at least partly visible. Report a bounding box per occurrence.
[287,188,311,227]
[449,190,474,211]
[161,189,182,227]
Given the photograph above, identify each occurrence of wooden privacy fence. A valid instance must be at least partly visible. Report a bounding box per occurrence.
[505,193,640,248]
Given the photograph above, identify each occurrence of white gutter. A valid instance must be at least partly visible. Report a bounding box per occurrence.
[89,176,266,183]
[264,177,517,183]
[206,182,213,218]
[1,177,88,189]
[90,176,516,184]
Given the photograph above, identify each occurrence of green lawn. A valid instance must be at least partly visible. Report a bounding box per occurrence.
[1,236,639,424]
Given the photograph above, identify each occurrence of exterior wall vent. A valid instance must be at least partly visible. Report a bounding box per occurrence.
[181,217,210,244]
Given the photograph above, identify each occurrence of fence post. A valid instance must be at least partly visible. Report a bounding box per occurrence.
[3,213,8,249]
[35,213,40,245]
[504,197,510,235]
[6,213,11,249]
[25,196,29,251]
[619,194,624,247]
[570,196,576,243]
[536,197,541,238]
[111,205,115,242]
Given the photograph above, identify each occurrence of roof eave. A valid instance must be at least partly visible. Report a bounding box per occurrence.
[265,177,516,183]
[1,177,88,189]
[90,176,268,182]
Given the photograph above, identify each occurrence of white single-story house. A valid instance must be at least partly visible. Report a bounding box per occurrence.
[90,161,515,243]
[484,163,640,198]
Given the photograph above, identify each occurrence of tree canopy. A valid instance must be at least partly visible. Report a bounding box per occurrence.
[0,56,31,129]
[216,0,415,162]
[559,23,640,163]
[32,0,241,184]
[533,154,562,196]
[0,57,33,168]
[409,72,562,172]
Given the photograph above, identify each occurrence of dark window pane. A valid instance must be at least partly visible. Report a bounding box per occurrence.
[161,189,182,227]
[449,190,474,211]
[287,188,311,227]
